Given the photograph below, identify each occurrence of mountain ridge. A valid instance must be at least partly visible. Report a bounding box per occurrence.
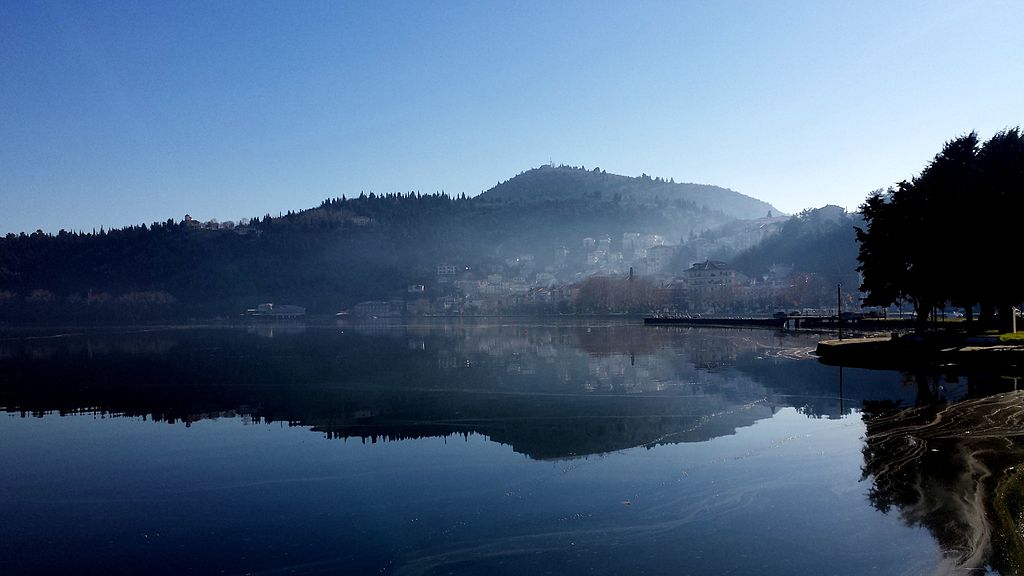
[0,165,791,321]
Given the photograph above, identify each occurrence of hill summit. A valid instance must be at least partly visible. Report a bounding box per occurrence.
[480,165,779,220]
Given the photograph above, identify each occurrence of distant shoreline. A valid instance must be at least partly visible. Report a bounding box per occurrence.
[0,314,660,332]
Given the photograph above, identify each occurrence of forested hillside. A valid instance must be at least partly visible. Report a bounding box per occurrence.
[0,166,780,321]
[484,165,776,220]
[730,205,862,290]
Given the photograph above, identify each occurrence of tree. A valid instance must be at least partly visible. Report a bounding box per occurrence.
[913,132,978,324]
[857,189,905,309]
[856,129,1022,332]
[977,128,1024,328]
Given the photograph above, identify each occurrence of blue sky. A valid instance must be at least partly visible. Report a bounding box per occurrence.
[2,0,1021,234]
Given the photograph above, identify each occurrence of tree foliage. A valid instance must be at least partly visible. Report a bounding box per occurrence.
[856,128,1024,330]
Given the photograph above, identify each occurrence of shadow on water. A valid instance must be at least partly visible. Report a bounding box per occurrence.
[860,371,1024,575]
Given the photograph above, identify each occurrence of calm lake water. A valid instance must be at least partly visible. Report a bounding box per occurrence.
[2,321,1022,575]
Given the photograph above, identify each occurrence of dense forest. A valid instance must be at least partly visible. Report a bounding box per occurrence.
[0,165,778,321]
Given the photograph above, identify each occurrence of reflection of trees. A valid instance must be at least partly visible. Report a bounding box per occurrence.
[861,375,1024,574]
[3,323,930,464]
[0,325,821,460]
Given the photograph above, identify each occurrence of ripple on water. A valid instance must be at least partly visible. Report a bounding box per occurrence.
[862,390,1024,575]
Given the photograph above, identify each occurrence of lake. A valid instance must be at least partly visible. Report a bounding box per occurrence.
[2,321,1022,575]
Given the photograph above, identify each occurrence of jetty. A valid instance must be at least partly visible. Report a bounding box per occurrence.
[643,316,785,328]
[644,314,919,331]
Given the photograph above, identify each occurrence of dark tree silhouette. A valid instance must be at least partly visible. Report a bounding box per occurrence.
[856,129,1023,331]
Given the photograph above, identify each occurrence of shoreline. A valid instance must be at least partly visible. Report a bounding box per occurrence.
[816,336,1024,373]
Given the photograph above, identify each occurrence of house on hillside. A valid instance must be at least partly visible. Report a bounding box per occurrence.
[643,244,677,275]
[686,260,736,293]
[686,260,738,313]
[436,264,457,283]
[621,233,642,258]
[554,246,570,269]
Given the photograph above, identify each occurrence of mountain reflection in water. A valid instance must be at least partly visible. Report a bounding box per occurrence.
[4,322,1024,574]
[862,373,1024,575]
[2,323,889,459]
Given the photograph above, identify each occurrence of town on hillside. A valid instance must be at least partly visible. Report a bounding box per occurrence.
[345,216,853,318]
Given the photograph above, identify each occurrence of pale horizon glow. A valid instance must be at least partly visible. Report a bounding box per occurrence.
[2,1,1021,234]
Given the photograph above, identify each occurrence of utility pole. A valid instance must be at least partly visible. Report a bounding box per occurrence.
[839,366,844,415]
[837,283,843,340]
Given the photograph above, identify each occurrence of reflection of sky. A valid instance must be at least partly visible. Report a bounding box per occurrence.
[3,324,1015,573]
[0,407,940,575]
[0,324,914,452]
[434,325,809,396]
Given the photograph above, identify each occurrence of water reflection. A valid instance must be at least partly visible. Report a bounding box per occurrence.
[3,322,1024,573]
[0,323,893,459]
[861,373,1024,575]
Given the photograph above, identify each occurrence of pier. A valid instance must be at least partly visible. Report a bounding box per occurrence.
[643,316,786,328]
[644,315,920,331]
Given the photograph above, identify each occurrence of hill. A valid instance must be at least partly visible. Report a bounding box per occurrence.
[0,166,783,321]
[730,205,862,291]
[483,165,778,220]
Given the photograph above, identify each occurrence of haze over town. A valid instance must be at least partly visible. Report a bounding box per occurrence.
[2,1,1021,235]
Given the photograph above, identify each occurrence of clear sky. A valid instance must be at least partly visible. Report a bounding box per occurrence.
[1,0,1021,234]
